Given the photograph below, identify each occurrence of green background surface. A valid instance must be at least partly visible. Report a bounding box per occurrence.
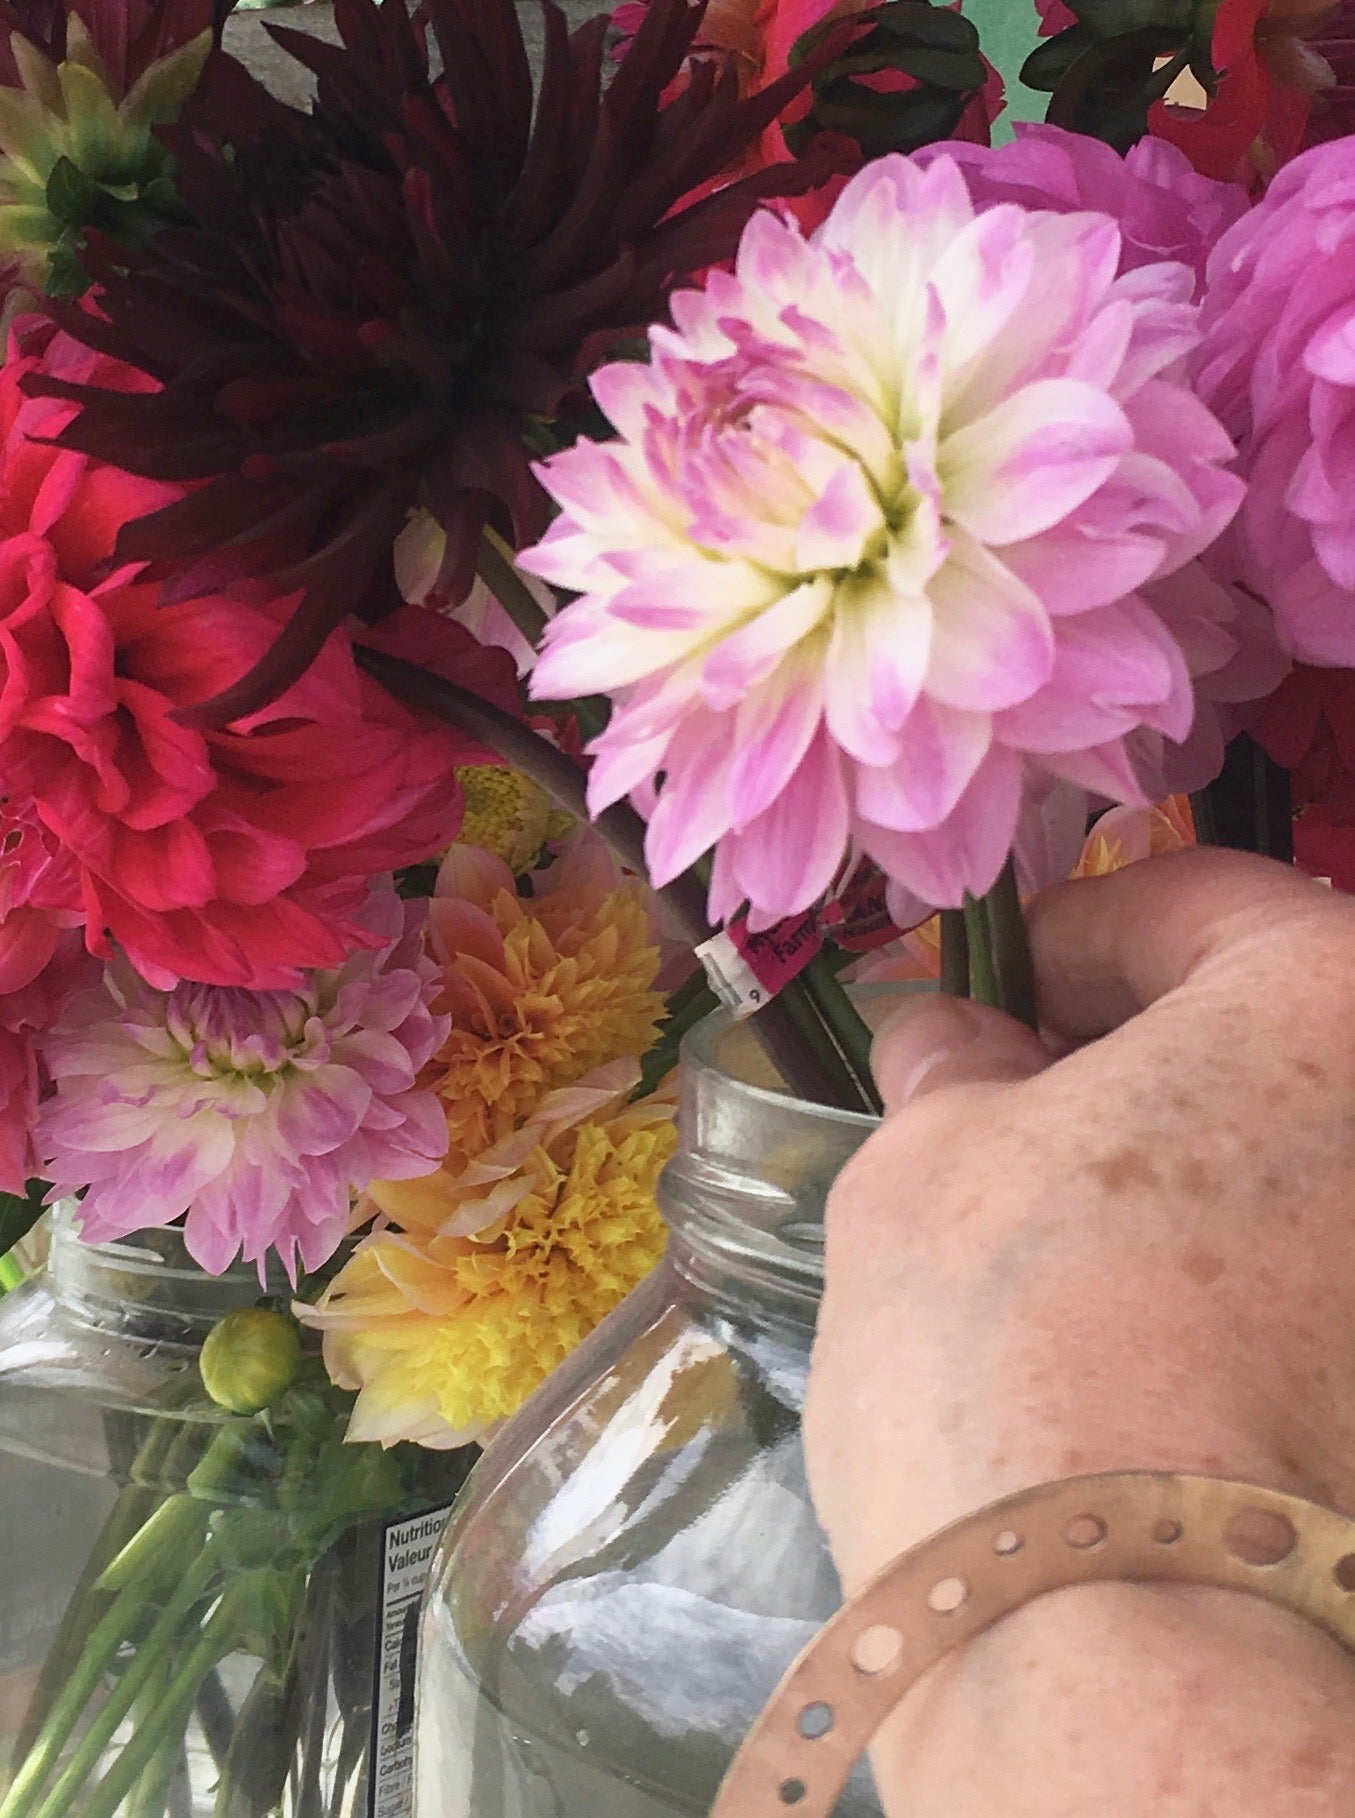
[969,0,1046,128]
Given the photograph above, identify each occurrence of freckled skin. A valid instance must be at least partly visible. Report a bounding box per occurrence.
[807,852,1355,1816]
[1180,1245,1226,1286]
[1088,1145,1162,1193]
[1175,1156,1217,1199]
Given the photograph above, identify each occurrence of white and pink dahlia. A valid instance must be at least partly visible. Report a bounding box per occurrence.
[524,153,1270,918]
[38,889,450,1278]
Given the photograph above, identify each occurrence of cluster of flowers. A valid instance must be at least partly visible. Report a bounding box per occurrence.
[302,834,674,1444]
[3,0,1355,1446]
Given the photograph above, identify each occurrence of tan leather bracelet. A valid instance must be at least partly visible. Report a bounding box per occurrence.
[710,1470,1355,1816]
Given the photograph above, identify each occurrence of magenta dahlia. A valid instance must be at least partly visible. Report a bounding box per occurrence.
[0,801,92,1195]
[921,125,1250,300]
[0,317,518,990]
[1197,135,1355,667]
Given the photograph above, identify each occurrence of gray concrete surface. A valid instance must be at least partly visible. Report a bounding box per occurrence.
[221,0,608,107]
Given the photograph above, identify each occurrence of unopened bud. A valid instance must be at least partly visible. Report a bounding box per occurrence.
[200,1308,301,1416]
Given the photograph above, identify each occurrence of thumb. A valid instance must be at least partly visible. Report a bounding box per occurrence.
[872,996,1054,1113]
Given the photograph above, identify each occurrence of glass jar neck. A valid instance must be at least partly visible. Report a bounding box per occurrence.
[47,1206,277,1345]
[658,1010,880,1328]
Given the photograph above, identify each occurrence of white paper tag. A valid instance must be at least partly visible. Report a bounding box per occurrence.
[368,1505,454,1818]
[695,928,770,1019]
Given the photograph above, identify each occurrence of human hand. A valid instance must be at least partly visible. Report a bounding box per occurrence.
[804,849,1355,1813]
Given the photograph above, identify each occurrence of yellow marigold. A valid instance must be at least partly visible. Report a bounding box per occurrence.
[303,1072,675,1446]
[371,838,665,1228]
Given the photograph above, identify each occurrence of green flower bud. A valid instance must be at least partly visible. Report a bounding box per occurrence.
[200,1307,302,1416]
[0,19,211,297]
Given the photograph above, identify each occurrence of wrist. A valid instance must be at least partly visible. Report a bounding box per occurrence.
[873,1581,1355,1816]
[825,1427,1347,1597]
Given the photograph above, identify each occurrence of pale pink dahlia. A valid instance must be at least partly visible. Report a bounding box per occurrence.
[524,154,1262,916]
[1196,136,1355,667]
[38,889,450,1277]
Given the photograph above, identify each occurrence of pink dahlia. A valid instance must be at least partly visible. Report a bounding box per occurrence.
[524,154,1264,916]
[38,889,450,1277]
[921,126,1250,300]
[0,319,516,989]
[1197,137,1355,667]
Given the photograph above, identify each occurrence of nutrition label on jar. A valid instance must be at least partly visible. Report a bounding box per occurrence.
[369,1506,454,1818]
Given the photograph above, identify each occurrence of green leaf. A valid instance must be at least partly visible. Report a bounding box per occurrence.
[0,1179,48,1261]
[635,968,720,1101]
[45,155,98,226]
[1020,27,1093,92]
[1068,0,1194,34]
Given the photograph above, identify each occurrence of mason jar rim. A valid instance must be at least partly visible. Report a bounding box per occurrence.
[47,1203,280,1335]
[658,987,923,1311]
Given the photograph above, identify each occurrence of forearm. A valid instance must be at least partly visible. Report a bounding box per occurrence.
[871,1583,1355,1815]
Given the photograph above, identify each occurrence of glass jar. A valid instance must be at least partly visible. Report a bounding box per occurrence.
[0,1212,472,1818]
[417,1009,887,1817]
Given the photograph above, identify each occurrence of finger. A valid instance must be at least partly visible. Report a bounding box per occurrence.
[1026,846,1345,1045]
[872,995,1053,1112]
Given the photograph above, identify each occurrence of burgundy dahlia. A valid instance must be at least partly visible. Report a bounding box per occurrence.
[34,0,832,722]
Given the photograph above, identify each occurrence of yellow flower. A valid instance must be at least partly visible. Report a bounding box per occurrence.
[371,838,665,1227]
[453,764,569,871]
[303,1077,676,1445]
[1072,797,1195,879]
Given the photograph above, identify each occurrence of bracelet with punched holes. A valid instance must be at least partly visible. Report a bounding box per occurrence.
[709,1470,1355,1817]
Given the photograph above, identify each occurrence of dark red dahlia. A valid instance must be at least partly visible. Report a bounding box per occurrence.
[1250,663,1355,820]
[34,0,834,723]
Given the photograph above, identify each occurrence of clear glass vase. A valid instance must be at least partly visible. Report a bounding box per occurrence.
[416,1009,887,1817]
[0,1212,473,1818]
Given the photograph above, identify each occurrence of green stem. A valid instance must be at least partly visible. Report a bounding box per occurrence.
[962,893,997,1008]
[98,1495,210,1594]
[14,1404,202,1769]
[476,529,548,645]
[984,857,1039,1032]
[793,957,881,1115]
[0,1580,149,1818]
[938,909,969,999]
[0,1250,23,1292]
[1187,786,1218,847]
[961,860,1038,1030]
[20,1556,219,1818]
[748,988,866,1110]
[62,1587,248,1818]
[125,1663,181,1818]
